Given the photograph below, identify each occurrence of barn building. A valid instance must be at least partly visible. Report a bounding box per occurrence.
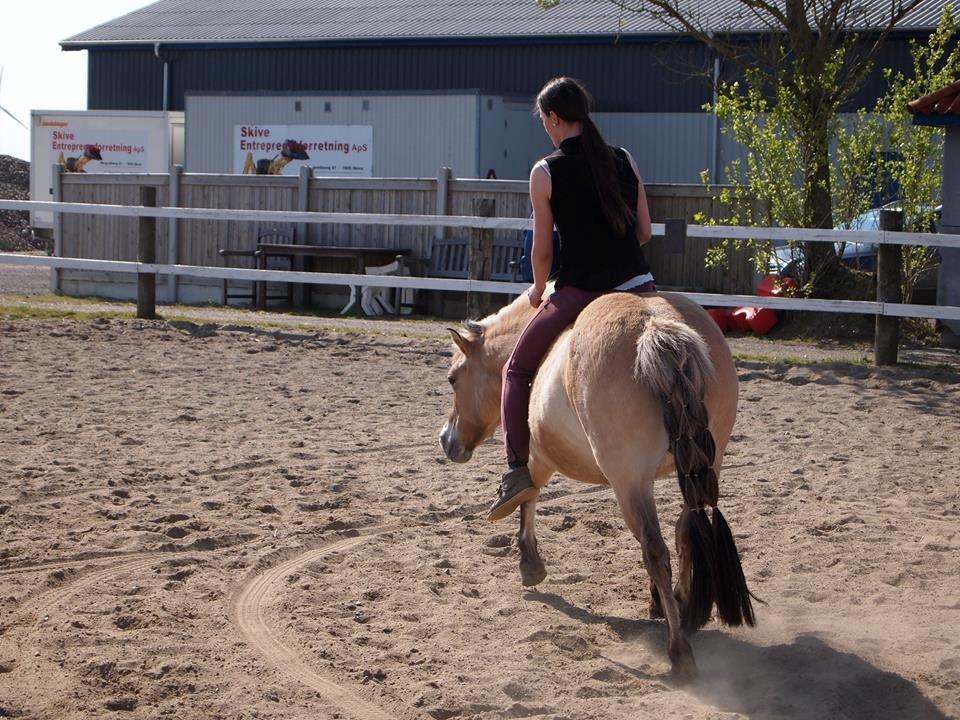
[61,0,952,182]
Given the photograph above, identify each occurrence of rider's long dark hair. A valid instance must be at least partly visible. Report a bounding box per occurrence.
[536,77,634,237]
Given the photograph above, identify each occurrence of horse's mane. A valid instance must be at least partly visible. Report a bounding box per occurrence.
[468,284,553,345]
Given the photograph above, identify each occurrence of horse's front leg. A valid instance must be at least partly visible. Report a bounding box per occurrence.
[518,498,547,586]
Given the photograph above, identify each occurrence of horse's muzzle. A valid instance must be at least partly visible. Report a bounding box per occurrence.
[439,422,473,463]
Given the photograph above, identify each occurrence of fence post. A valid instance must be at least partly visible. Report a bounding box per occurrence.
[467,198,494,318]
[435,167,451,242]
[50,164,63,294]
[138,186,157,320]
[875,209,903,366]
[664,218,687,254]
[293,165,312,306]
[167,164,182,304]
[297,165,310,242]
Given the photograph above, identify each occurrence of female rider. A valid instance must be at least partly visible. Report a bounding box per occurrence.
[488,76,655,521]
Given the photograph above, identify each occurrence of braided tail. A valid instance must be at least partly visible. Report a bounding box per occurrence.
[636,317,754,633]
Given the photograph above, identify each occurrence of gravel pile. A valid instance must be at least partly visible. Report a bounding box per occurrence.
[0,154,40,252]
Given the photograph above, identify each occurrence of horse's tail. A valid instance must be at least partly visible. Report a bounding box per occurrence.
[635,316,754,634]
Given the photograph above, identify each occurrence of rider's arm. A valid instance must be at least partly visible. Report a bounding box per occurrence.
[624,150,652,247]
[529,163,554,303]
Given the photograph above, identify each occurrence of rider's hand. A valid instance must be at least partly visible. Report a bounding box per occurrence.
[527,285,544,308]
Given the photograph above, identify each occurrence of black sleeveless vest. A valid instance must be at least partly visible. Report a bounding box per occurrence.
[544,135,650,290]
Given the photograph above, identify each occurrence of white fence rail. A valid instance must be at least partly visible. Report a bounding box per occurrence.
[1,198,959,325]
[2,254,959,323]
[2,198,960,248]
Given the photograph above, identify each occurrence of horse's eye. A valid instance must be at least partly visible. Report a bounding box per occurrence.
[448,376,456,386]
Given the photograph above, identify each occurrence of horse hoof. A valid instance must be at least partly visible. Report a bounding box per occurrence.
[668,638,698,684]
[648,601,665,620]
[670,655,698,684]
[520,561,547,587]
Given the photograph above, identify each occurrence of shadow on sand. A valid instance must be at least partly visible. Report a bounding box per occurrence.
[525,590,949,720]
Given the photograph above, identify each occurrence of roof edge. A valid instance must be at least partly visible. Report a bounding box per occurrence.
[60,25,935,52]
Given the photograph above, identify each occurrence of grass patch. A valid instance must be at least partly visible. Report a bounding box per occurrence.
[732,351,869,367]
[0,293,127,306]
[0,302,445,342]
[0,306,134,322]
[734,351,958,376]
[271,305,442,325]
[896,361,960,377]
[169,316,444,341]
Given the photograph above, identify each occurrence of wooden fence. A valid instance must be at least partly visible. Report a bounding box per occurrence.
[4,196,959,365]
[57,168,757,296]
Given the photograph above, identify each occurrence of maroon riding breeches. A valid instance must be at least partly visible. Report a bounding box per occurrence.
[500,281,656,466]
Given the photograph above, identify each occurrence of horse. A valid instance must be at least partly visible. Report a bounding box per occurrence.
[438,289,754,680]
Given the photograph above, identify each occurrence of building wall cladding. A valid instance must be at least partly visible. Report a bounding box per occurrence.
[185,93,485,177]
[87,36,923,114]
[88,41,711,112]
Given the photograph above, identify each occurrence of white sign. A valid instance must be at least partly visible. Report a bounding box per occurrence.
[233,125,372,176]
[45,127,149,172]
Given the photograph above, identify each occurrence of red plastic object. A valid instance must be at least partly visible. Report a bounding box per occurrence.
[729,307,754,332]
[707,308,730,332]
[747,307,778,335]
[730,306,779,335]
[757,274,798,297]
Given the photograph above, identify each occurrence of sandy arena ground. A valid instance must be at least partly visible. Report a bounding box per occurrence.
[0,311,958,720]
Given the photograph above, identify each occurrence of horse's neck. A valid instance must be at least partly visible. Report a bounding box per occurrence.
[269,156,292,174]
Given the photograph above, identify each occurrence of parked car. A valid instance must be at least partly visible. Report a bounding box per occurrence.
[769,204,941,300]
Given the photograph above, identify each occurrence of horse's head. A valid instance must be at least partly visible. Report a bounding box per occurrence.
[281,140,310,161]
[439,321,503,463]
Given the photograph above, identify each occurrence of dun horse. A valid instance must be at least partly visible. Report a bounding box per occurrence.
[439,290,754,679]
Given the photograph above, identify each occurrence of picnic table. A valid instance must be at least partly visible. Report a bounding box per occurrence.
[253,243,413,312]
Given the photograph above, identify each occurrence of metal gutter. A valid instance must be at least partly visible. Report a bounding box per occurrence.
[154,43,169,111]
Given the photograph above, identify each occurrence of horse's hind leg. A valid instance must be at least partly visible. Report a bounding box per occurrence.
[649,581,665,619]
[617,480,697,681]
[518,498,546,586]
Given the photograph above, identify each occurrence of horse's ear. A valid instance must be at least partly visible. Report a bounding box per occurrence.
[447,328,475,355]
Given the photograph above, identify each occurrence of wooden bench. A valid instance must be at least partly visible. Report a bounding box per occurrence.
[428,237,524,282]
[219,226,296,306]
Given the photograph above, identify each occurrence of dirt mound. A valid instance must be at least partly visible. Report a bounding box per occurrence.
[0,154,40,252]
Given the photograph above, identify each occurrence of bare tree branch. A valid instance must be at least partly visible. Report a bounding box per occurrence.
[833,0,929,103]
[604,0,930,108]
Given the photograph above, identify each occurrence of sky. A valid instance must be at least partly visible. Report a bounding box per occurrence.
[0,1,149,160]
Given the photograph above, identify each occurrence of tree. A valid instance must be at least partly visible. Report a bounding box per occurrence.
[869,6,960,300]
[537,0,929,286]
[702,7,958,301]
